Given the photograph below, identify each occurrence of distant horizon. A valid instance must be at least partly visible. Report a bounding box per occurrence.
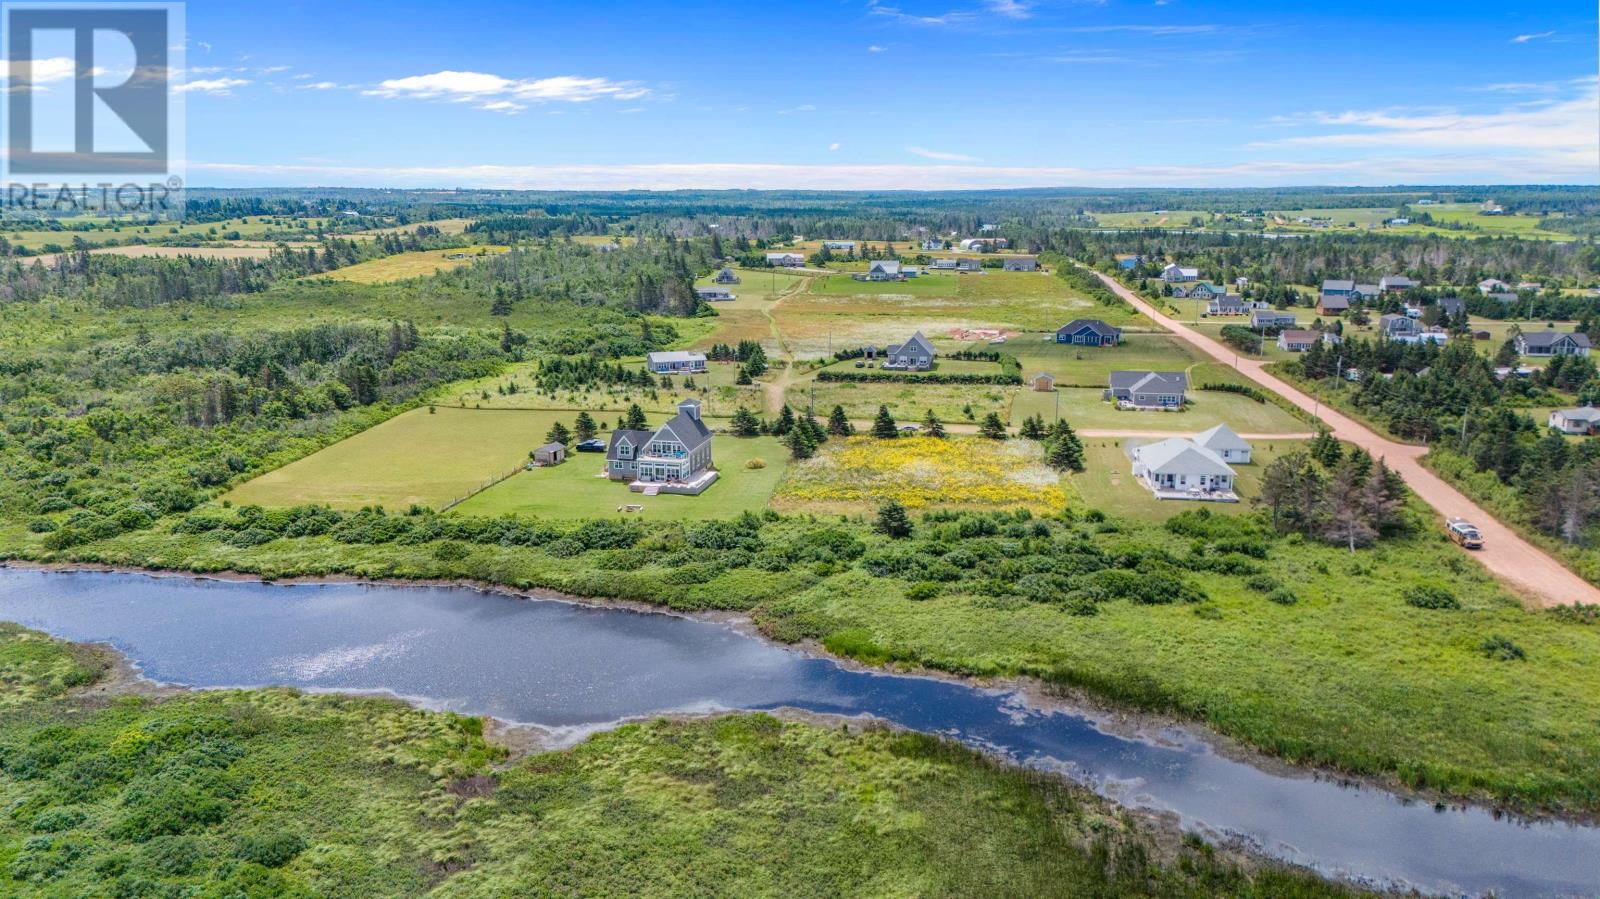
[177,182,1596,194]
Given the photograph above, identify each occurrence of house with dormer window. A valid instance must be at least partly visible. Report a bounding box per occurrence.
[883,331,936,370]
[605,399,718,495]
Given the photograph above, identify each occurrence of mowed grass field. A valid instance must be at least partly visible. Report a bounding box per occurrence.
[453,435,788,520]
[445,359,763,419]
[694,267,812,307]
[226,406,564,510]
[1067,439,1307,522]
[1008,333,1204,386]
[322,248,508,284]
[1011,386,1307,432]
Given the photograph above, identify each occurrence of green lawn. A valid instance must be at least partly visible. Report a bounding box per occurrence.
[445,359,761,420]
[226,407,571,511]
[1067,439,1307,522]
[452,435,788,520]
[816,358,1004,378]
[1008,333,1206,387]
[694,266,811,308]
[1011,387,1307,433]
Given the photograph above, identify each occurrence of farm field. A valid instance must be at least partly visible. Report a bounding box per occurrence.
[226,406,564,511]
[1066,439,1308,523]
[356,217,476,236]
[454,435,788,520]
[816,358,1004,378]
[786,379,1017,424]
[45,244,278,267]
[772,435,1066,514]
[322,248,508,283]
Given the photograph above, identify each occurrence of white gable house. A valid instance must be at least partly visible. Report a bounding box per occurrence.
[1194,424,1252,464]
[1131,437,1238,501]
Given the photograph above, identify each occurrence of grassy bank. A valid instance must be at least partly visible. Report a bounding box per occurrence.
[9,496,1600,819]
[0,626,1350,897]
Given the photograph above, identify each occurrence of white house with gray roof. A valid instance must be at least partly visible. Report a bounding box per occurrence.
[1194,423,1252,464]
[646,351,708,374]
[606,399,717,494]
[1550,407,1600,435]
[1130,437,1237,501]
[1516,329,1591,357]
[1106,370,1188,409]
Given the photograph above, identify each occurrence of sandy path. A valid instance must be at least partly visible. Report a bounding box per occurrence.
[1087,267,1600,609]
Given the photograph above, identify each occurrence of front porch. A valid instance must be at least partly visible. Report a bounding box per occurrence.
[1136,474,1238,503]
[629,469,719,496]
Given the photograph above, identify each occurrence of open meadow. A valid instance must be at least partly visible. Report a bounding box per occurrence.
[225,406,566,511]
[773,435,1066,514]
[322,247,509,284]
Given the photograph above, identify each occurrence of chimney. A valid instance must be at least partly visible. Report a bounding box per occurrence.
[678,398,701,421]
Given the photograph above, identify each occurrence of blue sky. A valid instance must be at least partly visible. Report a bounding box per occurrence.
[62,0,1600,187]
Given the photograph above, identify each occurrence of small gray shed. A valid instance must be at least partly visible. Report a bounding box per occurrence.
[533,443,567,466]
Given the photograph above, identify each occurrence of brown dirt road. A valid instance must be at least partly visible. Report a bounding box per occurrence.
[1088,268,1600,609]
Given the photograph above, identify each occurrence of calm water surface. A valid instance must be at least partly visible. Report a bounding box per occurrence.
[0,568,1595,898]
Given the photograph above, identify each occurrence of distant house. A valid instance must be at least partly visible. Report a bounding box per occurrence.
[1055,319,1122,347]
[1130,437,1236,499]
[695,287,736,302]
[1390,328,1450,346]
[1117,255,1142,270]
[823,241,856,251]
[1478,278,1511,294]
[646,350,708,374]
[929,257,959,270]
[1551,407,1600,435]
[956,258,982,272]
[1194,423,1252,464]
[1318,279,1354,315]
[1517,281,1544,292]
[1379,275,1416,292]
[1206,294,1249,316]
[883,331,936,371]
[766,252,805,267]
[921,238,945,251]
[1189,282,1225,300]
[1354,283,1380,301]
[713,267,741,284]
[594,242,621,252]
[606,399,717,494]
[1162,263,1200,283]
[1250,309,1297,330]
[1516,329,1592,357]
[1378,314,1417,338]
[1438,297,1466,319]
[1321,279,1355,300]
[959,237,1008,250]
[853,260,904,282]
[1002,256,1039,272]
[1106,370,1188,409]
[1030,372,1056,392]
[1276,329,1336,352]
[1487,292,1520,305]
[532,443,567,466]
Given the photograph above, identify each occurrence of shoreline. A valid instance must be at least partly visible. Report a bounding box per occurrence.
[22,618,1371,896]
[3,557,1593,831]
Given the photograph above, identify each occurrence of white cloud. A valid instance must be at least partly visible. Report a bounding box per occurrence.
[868,44,887,52]
[297,81,341,90]
[189,152,1599,190]
[776,103,816,115]
[256,65,290,75]
[907,145,979,161]
[1062,23,1223,34]
[366,70,649,108]
[1511,30,1554,43]
[829,142,842,151]
[477,99,524,114]
[177,77,250,95]
[1253,84,1599,157]
[983,0,1032,18]
[0,56,77,84]
[867,3,977,27]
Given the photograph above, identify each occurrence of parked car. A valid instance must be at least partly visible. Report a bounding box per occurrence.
[575,438,606,453]
[1446,517,1483,549]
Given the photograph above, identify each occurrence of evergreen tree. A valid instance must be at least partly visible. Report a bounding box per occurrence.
[785,425,818,460]
[730,406,762,437]
[545,421,572,446]
[1309,428,1343,468]
[1019,414,1046,440]
[875,500,913,539]
[922,409,946,439]
[979,412,1008,440]
[827,405,855,437]
[1046,420,1085,472]
[624,403,648,431]
[798,413,828,446]
[871,405,899,439]
[771,404,796,437]
[573,411,598,442]
[735,366,753,385]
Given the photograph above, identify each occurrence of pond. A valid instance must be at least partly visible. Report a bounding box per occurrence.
[0,568,1595,897]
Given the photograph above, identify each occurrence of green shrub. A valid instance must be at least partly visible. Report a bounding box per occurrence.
[904,582,942,601]
[234,830,306,868]
[1480,635,1526,661]
[26,517,57,533]
[1267,587,1299,606]
[432,541,470,561]
[1404,585,1460,610]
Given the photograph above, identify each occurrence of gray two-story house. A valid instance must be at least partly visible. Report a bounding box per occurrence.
[605,399,717,493]
[884,331,936,370]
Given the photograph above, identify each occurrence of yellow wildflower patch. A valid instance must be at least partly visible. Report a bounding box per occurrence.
[774,435,1065,512]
